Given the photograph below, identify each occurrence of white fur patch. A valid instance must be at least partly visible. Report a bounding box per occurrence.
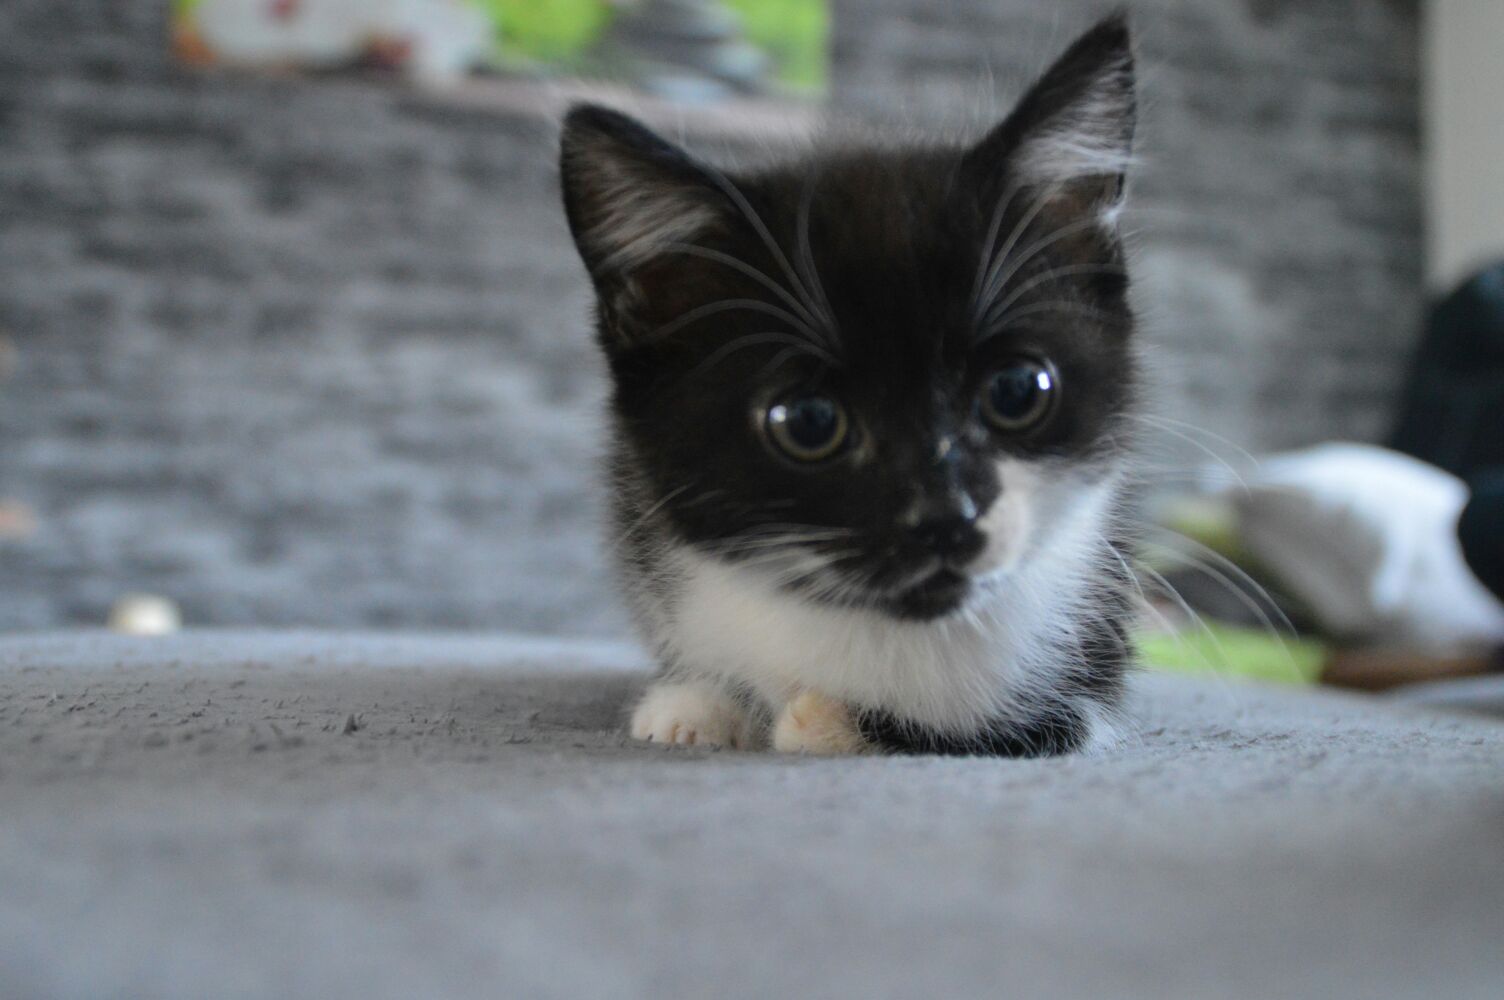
[661,466,1121,734]
[1075,697,1128,756]
[973,458,1044,575]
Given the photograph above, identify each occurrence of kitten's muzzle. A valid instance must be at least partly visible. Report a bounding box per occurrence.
[907,511,986,566]
[898,439,989,567]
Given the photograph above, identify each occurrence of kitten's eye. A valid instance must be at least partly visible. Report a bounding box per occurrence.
[981,358,1058,432]
[765,394,849,462]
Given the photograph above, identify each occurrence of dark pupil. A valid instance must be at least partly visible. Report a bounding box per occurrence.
[990,365,1044,421]
[786,397,839,449]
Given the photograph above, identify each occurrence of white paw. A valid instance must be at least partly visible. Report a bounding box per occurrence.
[771,691,869,756]
[630,682,749,749]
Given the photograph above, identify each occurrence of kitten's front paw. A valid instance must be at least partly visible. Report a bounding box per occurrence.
[630,682,749,749]
[772,691,869,756]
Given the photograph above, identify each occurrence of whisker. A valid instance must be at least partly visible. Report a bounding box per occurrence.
[979,214,1113,319]
[973,181,1062,322]
[984,299,1119,333]
[1141,541,1305,685]
[1134,413,1262,472]
[695,163,838,341]
[700,523,860,557]
[796,174,838,341]
[981,263,1127,330]
[1140,527,1300,643]
[1098,532,1153,614]
[970,180,1025,306]
[646,297,822,346]
[1134,562,1236,675]
[608,482,701,559]
[663,243,824,339]
[1122,414,1252,495]
[682,331,836,382]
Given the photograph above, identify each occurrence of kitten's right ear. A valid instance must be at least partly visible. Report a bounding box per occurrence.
[966,14,1137,216]
[559,104,726,282]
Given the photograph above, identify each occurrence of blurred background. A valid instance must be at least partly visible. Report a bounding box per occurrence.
[1,1,1501,694]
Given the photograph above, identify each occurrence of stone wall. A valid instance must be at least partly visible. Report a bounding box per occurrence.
[0,1,618,632]
[0,0,1423,631]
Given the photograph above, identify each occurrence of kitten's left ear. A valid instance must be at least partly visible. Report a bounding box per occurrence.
[967,14,1137,215]
[559,104,727,283]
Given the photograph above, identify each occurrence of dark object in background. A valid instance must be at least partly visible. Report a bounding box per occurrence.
[1459,469,1504,601]
[1390,261,1504,480]
[1391,261,1504,604]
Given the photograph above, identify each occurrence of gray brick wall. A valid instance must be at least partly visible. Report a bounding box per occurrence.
[0,1,617,633]
[0,0,1423,632]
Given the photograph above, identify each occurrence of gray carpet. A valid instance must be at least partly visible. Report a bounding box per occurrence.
[2,631,1501,1000]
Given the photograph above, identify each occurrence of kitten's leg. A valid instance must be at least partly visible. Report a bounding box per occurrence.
[630,679,750,748]
[771,690,870,756]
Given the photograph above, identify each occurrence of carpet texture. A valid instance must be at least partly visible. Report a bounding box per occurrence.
[1,631,1501,1000]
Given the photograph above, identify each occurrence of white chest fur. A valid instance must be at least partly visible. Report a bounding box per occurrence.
[640,465,1122,736]
[668,552,1013,730]
[664,535,1100,734]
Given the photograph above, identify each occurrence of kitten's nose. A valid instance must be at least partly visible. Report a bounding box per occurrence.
[909,511,986,564]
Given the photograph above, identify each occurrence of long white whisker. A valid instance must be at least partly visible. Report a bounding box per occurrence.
[1123,414,1252,494]
[979,214,1111,317]
[1140,527,1300,643]
[970,181,1025,306]
[973,182,1063,322]
[1134,413,1262,472]
[609,483,700,559]
[663,242,823,337]
[796,174,838,342]
[697,164,836,339]
[1135,562,1233,668]
[647,297,822,346]
[984,300,1119,333]
[982,263,1127,329]
[683,331,836,381]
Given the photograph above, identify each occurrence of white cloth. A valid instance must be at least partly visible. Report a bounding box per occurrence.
[1233,442,1504,647]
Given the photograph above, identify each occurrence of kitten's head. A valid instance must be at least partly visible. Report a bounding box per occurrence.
[560,16,1139,621]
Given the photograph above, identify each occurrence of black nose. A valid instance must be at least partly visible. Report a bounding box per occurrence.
[909,514,986,563]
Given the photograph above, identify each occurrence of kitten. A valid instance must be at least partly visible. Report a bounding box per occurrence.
[559,16,1141,756]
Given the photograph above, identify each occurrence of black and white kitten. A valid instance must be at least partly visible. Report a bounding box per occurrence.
[559,16,1141,756]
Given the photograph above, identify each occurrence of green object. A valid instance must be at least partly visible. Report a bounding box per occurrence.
[480,0,613,69]
[1137,622,1327,686]
[722,0,828,93]
[175,0,828,94]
